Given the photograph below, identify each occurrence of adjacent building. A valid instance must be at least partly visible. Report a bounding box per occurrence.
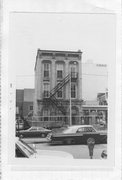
[97,90,108,105]
[16,89,34,119]
[82,62,108,101]
[34,49,83,127]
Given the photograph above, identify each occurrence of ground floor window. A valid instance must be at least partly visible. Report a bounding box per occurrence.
[43,109,50,121]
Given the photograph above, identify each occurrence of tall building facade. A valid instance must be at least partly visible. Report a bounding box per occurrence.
[34,49,82,127]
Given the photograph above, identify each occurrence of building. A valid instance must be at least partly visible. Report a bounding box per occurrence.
[82,62,108,101]
[82,104,107,127]
[97,90,108,105]
[16,89,34,119]
[34,49,82,127]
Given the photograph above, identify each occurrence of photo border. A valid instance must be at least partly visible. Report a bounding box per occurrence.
[1,0,121,179]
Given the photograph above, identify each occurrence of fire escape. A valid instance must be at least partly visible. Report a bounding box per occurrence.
[43,72,78,115]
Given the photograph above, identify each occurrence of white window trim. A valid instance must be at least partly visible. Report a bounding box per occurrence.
[43,63,50,78]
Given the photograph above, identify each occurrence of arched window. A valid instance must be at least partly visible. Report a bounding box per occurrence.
[70,62,78,78]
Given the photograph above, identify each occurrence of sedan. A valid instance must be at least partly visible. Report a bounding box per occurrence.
[16,138,73,159]
[47,125,107,145]
[16,126,51,138]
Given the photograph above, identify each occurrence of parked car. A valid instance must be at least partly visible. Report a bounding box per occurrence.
[16,126,51,138]
[47,125,107,145]
[16,138,73,159]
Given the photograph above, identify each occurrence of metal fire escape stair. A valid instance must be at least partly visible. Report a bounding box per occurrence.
[49,74,71,115]
[50,74,70,96]
[43,73,78,115]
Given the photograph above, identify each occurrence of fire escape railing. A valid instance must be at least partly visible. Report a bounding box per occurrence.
[43,72,78,115]
[50,74,70,97]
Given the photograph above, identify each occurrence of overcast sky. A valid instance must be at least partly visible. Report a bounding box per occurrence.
[10,13,115,99]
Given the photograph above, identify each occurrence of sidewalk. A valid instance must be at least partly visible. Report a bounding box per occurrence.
[22,137,48,144]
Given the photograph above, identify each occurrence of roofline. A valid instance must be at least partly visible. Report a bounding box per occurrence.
[82,105,108,108]
[34,49,83,71]
[37,49,83,54]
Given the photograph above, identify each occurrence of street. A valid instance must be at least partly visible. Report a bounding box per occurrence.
[23,138,107,159]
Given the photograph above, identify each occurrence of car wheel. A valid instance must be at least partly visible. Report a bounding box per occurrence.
[87,137,95,144]
[41,133,45,138]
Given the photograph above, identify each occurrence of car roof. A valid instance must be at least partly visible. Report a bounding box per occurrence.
[68,125,94,129]
[30,126,45,128]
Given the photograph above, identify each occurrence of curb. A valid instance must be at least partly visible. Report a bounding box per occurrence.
[22,138,49,144]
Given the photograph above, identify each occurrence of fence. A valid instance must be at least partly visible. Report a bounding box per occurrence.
[27,115,107,129]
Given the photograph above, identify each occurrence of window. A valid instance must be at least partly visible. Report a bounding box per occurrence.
[71,64,77,78]
[43,63,50,78]
[57,64,63,79]
[29,106,33,111]
[43,109,50,121]
[57,87,63,98]
[43,83,50,97]
[83,110,89,116]
[71,83,76,98]
[85,127,95,132]
[77,127,96,133]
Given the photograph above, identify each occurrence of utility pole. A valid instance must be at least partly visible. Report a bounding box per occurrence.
[69,73,72,126]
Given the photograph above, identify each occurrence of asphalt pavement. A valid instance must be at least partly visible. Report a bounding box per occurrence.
[22,137,107,159]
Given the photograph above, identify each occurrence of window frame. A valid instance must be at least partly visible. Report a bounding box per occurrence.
[43,109,50,121]
[56,63,63,79]
[43,63,50,78]
[71,83,77,98]
[43,83,50,98]
[57,87,63,99]
[29,106,33,111]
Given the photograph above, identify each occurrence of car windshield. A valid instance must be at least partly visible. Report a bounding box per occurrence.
[16,140,36,157]
[28,127,37,131]
[38,127,47,131]
[28,127,47,131]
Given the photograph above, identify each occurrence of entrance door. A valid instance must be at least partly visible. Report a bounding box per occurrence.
[71,106,78,125]
[72,116,76,125]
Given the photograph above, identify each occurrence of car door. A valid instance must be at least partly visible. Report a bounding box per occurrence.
[76,127,99,144]
[27,127,38,137]
[82,127,99,144]
[38,127,47,138]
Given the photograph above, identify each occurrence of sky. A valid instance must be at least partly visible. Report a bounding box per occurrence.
[10,13,115,100]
